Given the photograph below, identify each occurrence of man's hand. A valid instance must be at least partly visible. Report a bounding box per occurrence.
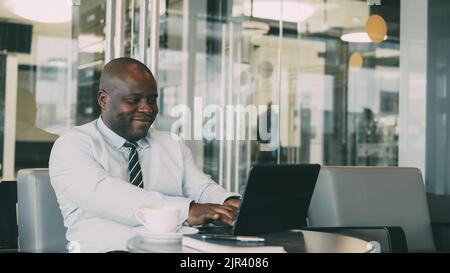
[223,197,241,210]
[188,203,237,226]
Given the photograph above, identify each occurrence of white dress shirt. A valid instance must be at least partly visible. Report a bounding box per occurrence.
[49,117,239,252]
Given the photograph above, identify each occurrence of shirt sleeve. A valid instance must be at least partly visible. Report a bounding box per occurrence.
[179,140,240,205]
[49,131,189,226]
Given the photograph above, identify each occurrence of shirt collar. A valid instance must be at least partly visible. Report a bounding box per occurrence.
[96,117,151,149]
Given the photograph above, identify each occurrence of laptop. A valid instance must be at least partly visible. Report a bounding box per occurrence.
[197,164,321,236]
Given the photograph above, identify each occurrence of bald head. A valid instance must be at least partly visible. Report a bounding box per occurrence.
[99,57,156,93]
[98,57,159,141]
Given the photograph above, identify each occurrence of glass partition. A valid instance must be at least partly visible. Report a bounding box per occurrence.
[156,0,401,193]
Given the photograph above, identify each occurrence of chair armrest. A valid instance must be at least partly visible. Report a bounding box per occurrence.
[301,226,407,253]
[432,222,450,252]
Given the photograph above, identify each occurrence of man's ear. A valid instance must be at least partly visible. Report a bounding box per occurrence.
[97,89,108,109]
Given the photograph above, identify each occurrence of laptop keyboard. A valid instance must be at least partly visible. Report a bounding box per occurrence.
[196,220,233,235]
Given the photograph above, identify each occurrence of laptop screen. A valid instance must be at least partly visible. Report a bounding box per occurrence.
[232,164,321,235]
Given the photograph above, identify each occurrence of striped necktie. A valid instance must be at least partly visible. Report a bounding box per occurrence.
[123,141,144,188]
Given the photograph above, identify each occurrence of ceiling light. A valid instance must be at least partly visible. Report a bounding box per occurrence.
[341,32,387,43]
[349,52,364,68]
[366,14,388,43]
[6,0,72,24]
[243,1,315,23]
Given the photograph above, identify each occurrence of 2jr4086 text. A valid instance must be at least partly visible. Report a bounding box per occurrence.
[223,257,269,270]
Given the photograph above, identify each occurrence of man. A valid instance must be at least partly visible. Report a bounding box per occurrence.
[49,57,240,252]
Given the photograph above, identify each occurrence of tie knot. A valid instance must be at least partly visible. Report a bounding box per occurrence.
[123,141,138,150]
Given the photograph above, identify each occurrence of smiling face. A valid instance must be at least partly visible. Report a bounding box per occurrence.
[98,59,158,142]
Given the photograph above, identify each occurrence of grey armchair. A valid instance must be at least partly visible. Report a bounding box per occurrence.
[307,166,436,253]
[17,169,67,252]
[426,192,450,252]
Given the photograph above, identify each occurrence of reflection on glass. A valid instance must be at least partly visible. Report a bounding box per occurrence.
[75,0,106,126]
[0,0,107,175]
[15,86,58,170]
[0,0,403,184]
[157,0,401,193]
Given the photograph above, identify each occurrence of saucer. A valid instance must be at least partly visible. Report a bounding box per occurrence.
[127,235,184,253]
[135,226,199,238]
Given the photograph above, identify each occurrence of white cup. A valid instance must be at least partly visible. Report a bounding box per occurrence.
[134,207,180,234]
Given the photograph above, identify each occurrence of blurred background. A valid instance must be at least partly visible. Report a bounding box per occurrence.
[0,0,447,195]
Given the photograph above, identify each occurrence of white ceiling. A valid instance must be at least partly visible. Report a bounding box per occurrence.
[0,0,371,38]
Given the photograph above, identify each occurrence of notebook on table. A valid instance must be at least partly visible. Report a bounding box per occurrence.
[182,234,286,253]
[196,164,321,236]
